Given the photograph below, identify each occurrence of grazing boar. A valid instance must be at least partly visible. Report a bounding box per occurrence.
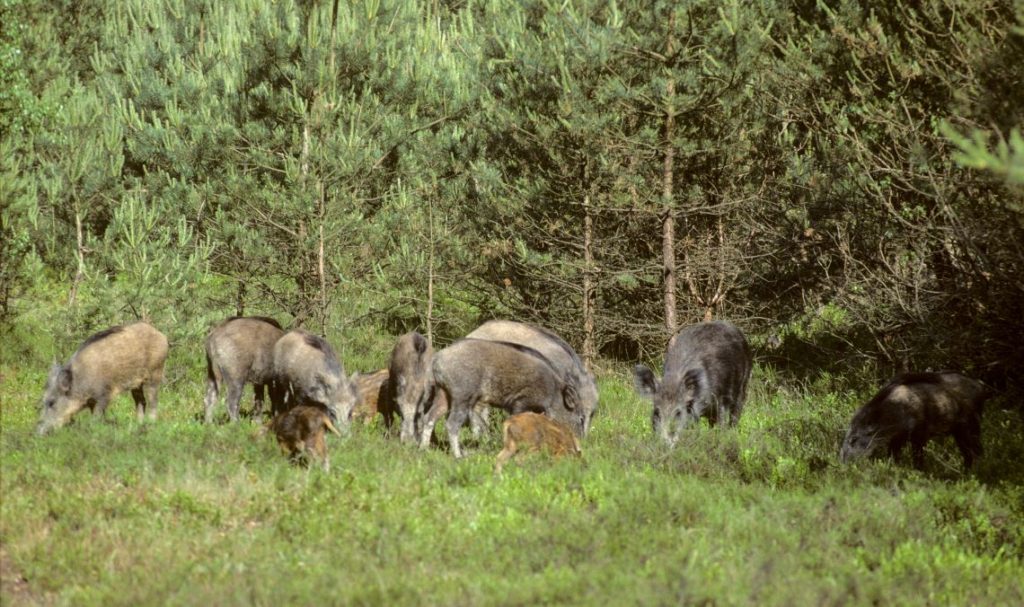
[350,368,393,424]
[421,338,581,458]
[37,322,169,435]
[203,316,285,423]
[467,320,599,436]
[840,372,990,470]
[494,412,581,474]
[268,405,341,471]
[388,331,434,444]
[634,320,752,445]
[272,329,358,429]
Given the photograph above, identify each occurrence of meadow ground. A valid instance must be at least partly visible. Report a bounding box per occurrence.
[1,353,1022,606]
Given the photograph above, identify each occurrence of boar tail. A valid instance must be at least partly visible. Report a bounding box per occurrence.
[323,415,343,437]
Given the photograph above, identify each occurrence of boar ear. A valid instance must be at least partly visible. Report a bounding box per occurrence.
[413,332,428,354]
[57,365,73,393]
[634,365,659,399]
[682,369,704,395]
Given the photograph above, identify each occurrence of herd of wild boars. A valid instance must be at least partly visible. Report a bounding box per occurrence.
[35,316,995,473]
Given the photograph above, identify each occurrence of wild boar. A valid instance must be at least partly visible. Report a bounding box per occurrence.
[840,371,989,470]
[494,412,582,474]
[272,329,358,430]
[467,320,599,436]
[203,316,285,423]
[388,331,434,444]
[350,368,393,424]
[634,320,752,445]
[421,338,581,458]
[37,322,169,435]
[268,405,341,471]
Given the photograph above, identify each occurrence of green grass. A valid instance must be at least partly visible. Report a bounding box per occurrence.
[1,357,1022,606]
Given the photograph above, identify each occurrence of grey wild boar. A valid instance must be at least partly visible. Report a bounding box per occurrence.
[272,329,358,429]
[634,320,752,445]
[388,331,434,444]
[38,322,169,435]
[494,412,582,474]
[203,316,285,423]
[467,320,599,436]
[422,338,581,458]
[350,368,393,424]
[840,372,989,470]
[268,405,341,471]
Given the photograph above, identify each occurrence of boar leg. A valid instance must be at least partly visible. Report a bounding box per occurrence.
[495,439,517,474]
[445,405,473,459]
[225,379,244,423]
[887,433,908,464]
[252,383,266,418]
[94,395,111,417]
[204,377,220,424]
[419,390,449,449]
[470,406,490,439]
[908,430,929,469]
[716,403,731,428]
[268,381,287,417]
[143,381,160,421]
[131,387,147,421]
[309,434,329,472]
[952,418,983,469]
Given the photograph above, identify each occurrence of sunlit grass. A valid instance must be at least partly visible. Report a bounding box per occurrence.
[2,359,1022,606]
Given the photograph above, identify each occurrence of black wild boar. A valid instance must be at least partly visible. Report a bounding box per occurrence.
[350,368,393,424]
[388,331,434,444]
[37,322,169,435]
[840,372,989,470]
[268,405,341,471]
[634,320,752,445]
[203,316,285,423]
[467,320,600,436]
[272,329,358,429]
[494,412,582,474]
[422,338,581,458]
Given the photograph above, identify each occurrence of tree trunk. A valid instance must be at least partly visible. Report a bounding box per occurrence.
[426,194,435,343]
[582,193,596,371]
[661,12,677,334]
[68,205,85,306]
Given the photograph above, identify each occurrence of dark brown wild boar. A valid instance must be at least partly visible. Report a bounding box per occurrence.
[634,320,752,445]
[204,316,284,423]
[388,331,433,444]
[273,329,358,428]
[350,368,394,424]
[494,412,581,474]
[268,405,341,471]
[467,320,599,436]
[421,338,580,458]
[38,322,169,435]
[840,372,990,470]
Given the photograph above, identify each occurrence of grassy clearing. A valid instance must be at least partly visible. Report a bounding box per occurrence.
[1,357,1022,606]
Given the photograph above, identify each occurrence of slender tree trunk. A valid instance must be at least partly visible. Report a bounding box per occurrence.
[426,194,435,343]
[68,205,85,306]
[235,280,246,316]
[317,180,326,333]
[661,13,677,334]
[582,193,596,371]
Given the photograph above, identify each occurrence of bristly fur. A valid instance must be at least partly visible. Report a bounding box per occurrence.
[301,332,342,373]
[79,325,125,350]
[465,338,557,372]
[227,316,283,330]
